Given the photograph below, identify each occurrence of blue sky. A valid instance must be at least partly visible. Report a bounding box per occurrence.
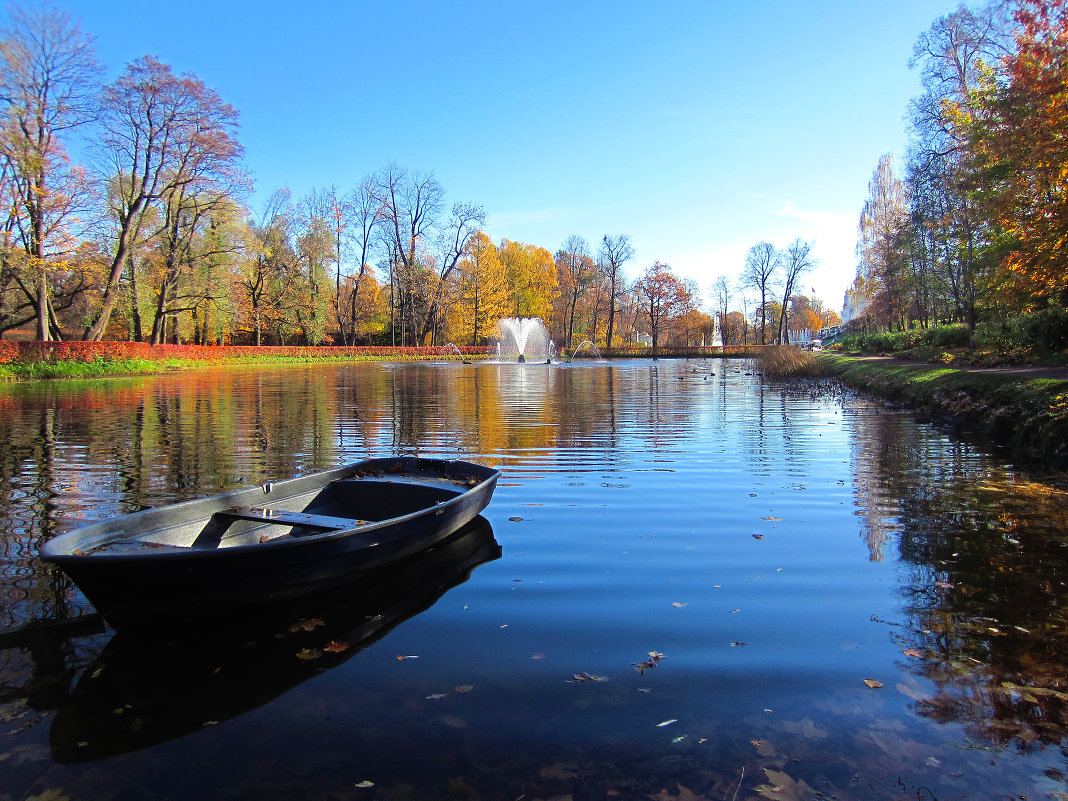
[60,0,961,314]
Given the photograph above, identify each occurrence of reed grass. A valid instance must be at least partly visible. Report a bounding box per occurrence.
[756,346,838,378]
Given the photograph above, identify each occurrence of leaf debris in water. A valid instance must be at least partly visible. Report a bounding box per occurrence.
[570,672,609,682]
[863,679,884,688]
[656,719,678,727]
[671,602,687,608]
[396,655,420,660]
[354,781,375,788]
[730,641,749,647]
[633,651,666,674]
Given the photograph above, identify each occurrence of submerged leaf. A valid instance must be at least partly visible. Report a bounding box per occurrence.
[289,618,325,633]
[754,768,818,800]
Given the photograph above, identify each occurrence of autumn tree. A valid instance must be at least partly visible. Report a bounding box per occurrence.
[0,4,101,340]
[599,234,633,350]
[957,0,1068,305]
[907,4,1010,328]
[85,56,245,341]
[337,176,380,344]
[555,234,596,348]
[740,242,778,344]
[858,154,911,329]
[633,261,693,356]
[776,239,816,343]
[454,231,508,346]
[498,239,557,320]
[242,189,300,345]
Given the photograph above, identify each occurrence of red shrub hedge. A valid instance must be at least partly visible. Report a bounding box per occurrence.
[0,341,489,364]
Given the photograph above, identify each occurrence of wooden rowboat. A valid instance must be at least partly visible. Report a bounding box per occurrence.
[40,456,500,627]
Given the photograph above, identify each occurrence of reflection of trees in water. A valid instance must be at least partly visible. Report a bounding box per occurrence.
[853,405,1068,747]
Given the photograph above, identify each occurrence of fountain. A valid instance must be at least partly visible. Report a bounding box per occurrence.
[497,318,552,363]
[440,343,471,363]
[565,340,603,363]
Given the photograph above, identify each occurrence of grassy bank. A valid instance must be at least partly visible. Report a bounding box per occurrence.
[818,354,1068,470]
[0,341,762,381]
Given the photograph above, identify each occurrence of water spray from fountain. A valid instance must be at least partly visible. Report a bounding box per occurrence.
[497,318,552,363]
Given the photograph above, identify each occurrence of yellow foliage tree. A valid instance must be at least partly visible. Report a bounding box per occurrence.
[451,232,510,345]
[498,239,558,320]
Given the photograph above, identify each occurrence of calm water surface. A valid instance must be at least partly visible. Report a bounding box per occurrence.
[1,359,1066,800]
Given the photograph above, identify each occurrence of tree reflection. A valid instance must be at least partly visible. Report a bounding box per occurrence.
[854,407,1068,748]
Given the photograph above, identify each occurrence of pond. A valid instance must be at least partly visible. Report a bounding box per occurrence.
[1,358,1066,800]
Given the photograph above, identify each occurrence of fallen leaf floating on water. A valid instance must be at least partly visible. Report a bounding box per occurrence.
[296,648,321,661]
[354,781,375,789]
[396,655,419,660]
[455,685,473,693]
[761,516,782,521]
[672,735,687,743]
[656,719,678,727]
[508,516,524,522]
[902,648,923,658]
[323,640,349,653]
[425,693,447,700]
[570,672,609,682]
[671,602,687,608]
[633,651,666,674]
[752,534,765,540]
[730,641,749,647]
[864,679,884,688]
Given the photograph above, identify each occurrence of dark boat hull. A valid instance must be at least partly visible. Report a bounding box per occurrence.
[40,457,500,626]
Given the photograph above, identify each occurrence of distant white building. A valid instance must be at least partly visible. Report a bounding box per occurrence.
[842,272,870,324]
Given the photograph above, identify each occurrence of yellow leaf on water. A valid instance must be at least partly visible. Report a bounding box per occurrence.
[323,640,349,653]
[864,679,884,689]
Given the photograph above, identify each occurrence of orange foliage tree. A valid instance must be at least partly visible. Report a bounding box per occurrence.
[959,0,1068,303]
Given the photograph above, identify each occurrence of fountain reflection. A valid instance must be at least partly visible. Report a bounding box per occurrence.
[48,519,500,763]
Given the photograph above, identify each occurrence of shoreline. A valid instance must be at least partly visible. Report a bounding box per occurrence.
[822,354,1068,471]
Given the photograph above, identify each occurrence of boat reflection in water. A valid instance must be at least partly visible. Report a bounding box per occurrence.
[49,518,500,763]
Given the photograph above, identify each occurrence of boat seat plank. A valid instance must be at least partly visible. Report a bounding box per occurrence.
[216,507,363,531]
[190,507,364,550]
